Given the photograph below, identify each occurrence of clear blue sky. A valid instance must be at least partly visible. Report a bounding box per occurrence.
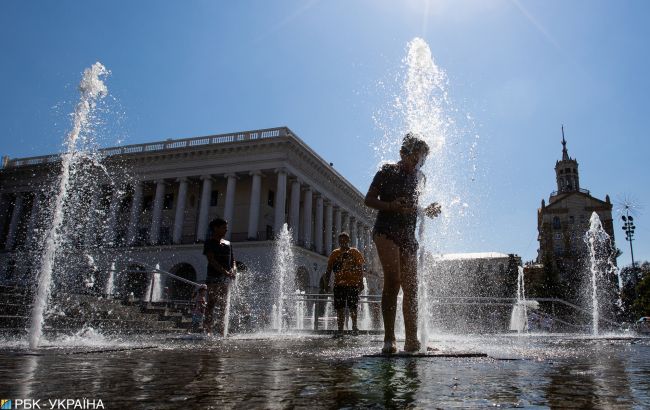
[1,0,648,265]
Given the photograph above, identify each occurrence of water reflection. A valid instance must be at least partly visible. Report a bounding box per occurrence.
[0,336,647,408]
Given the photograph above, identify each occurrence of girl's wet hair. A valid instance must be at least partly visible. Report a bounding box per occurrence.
[400,132,430,157]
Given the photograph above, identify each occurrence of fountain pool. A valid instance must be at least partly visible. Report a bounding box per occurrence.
[1,333,648,408]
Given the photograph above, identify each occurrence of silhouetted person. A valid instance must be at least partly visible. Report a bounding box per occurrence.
[364,133,441,354]
[203,218,236,336]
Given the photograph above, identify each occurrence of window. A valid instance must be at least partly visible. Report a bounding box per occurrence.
[163,193,174,210]
[266,225,274,240]
[210,190,219,207]
[569,215,575,224]
[554,233,562,240]
[552,216,561,230]
[267,190,275,207]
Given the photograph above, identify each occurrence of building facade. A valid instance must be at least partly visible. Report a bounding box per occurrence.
[0,127,381,301]
[534,130,618,318]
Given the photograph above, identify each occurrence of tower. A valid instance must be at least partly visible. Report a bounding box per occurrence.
[554,126,581,194]
[535,126,616,305]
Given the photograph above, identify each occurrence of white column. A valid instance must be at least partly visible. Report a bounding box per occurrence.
[314,195,324,254]
[149,179,166,244]
[274,169,288,236]
[349,217,357,247]
[342,212,350,234]
[104,186,121,245]
[289,179,301,242]
[196,175,213,242]
[223,173,237,241]
[5,192,24,250]
[357,222,366,255]
[248,171,263,240]
[365,227,373,263]
[172,177,188,244]
[126,181,143,246]
[25,193,41,247]
[324,202,333,254]
[334,207,342,249]
[302,187,313,249]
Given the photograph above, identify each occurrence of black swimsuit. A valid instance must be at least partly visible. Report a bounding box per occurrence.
[369,163,423,254]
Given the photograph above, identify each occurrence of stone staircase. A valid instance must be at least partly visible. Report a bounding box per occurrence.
[0,284,194,336]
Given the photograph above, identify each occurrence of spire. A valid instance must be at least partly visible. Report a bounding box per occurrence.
[561,124,569,160]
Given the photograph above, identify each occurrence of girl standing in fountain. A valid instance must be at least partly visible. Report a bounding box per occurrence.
[365,133,441,354]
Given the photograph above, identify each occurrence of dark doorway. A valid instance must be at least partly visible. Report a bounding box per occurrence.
[122,264,148,299]
[169,263,197,301]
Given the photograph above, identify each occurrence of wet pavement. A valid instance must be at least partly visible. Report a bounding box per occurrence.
[1,332,649,409]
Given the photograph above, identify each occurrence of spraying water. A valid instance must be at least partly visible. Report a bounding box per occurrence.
[584,212,618,335]
[373,38,479,345]
[29,63,109,349]
[359,277,372,331]
[509,266,528,333]
[105,262,116,296]
[272,224,295,332]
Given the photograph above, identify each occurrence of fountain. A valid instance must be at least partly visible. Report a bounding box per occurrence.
[584,212,619,335]
[144,265,163,303]
[105,262,116,297]
[373,37,480,344]
[272,223,296,332]
[509,266,529,333]
[359,277,372,331]
[29,62,110,349]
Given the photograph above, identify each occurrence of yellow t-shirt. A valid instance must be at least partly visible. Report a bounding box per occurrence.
[327,247,365,286]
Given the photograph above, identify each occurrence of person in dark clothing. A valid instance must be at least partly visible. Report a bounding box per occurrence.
[365,133,441,354]
[203,218,236,336]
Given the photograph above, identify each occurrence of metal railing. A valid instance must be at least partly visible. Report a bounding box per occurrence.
[549,188,590,197]
[288,294,622,331]
[127,262,202,304]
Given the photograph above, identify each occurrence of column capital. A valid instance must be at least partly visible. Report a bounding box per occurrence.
[249,170,264,177]
[224,172,238,179]
[289,177,303,185]
[176,176,189,183]
[154,178,168,185]
[200,174,214,181]
[274,167,287,174]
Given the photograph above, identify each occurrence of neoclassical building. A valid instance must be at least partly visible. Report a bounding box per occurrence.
[536,130,616,278]
[0,127,381,299]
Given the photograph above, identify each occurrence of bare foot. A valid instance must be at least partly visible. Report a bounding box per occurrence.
[382,340,397,355]
[404,340,421,353]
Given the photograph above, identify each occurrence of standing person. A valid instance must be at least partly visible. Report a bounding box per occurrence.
[325,232,365,336]
[364,133,441,354]
[203,218,236,336]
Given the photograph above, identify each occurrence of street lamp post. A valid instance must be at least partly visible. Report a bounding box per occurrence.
[621,210,636,270]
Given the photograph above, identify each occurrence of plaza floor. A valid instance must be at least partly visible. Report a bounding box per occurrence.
[1,332,649,408]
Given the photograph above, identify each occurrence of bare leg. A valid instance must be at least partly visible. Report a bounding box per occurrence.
[336,308,346,332]
[373,234,401,352]
[401,250,420,352]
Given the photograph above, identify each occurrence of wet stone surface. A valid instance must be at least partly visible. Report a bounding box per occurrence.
[1,333,649,408]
